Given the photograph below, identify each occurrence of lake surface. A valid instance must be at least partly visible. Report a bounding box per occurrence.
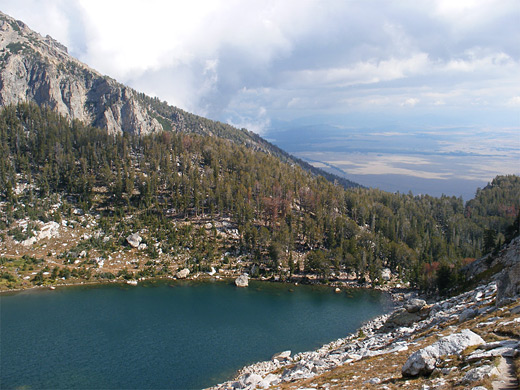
[1,280,391,389]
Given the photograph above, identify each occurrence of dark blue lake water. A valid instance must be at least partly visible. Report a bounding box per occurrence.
[0,280,391,389]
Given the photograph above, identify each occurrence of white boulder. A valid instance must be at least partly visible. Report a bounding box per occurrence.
[257,373,280,388]
[271,350,291,362]
[235,274,249,287]
[402,329,484,376]
[381,268,392,281]
[126,233,142,248]
[176,268,190,279]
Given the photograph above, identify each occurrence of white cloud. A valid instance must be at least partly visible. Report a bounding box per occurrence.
[401,98,420,107]
[283,54,431,88]
[507,96,520,107]
[2,0,519,130]
[226,106,271,135]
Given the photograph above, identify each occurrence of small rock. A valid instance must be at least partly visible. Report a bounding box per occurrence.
[258,374,280,388]
[235,274,249,287]
[405,298,426,313]
[463,365,499,383]
[510,305,520,315]
[272,350,291,361]
[468,346,518,361]
[242,373,262,387]
[385,308,422,327]
[459,308,478,323]
[176,268,190,279]
[126,233,142,248]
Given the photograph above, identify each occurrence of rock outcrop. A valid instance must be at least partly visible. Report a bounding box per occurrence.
[20,221,60,246]
[0,12,163,136]
[401,329,484,376]
[463,236,520,305]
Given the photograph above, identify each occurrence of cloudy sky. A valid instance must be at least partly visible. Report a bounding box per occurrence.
[2,0,519,134]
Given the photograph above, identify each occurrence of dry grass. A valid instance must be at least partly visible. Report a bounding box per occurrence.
[272,300,520,389]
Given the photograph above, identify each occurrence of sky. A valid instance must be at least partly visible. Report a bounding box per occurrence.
[2,0,519,135]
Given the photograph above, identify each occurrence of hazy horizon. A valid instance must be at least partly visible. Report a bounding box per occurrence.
[266,122,519,200]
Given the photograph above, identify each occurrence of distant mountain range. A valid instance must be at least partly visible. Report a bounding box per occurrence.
[0,11,358,189]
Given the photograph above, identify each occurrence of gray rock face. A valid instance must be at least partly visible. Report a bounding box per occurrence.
[402,329,484,377]
[496,245,520,304]
[462,236,520,306]
[235,274,249,287]
[0,11,163,136]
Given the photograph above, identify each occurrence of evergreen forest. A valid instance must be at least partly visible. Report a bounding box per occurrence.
[0,103,518,291]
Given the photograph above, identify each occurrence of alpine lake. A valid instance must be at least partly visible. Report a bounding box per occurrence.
[1,279,392,389]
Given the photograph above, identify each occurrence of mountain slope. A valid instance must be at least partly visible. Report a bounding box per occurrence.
[0,103,518,293]
[0,11,358,188]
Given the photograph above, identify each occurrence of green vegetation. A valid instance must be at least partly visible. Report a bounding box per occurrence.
[138,94,360,189]
[6,42,25,54]
[0,103,518,291]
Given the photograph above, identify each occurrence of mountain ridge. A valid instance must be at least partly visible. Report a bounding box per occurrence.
[0,10,359,189]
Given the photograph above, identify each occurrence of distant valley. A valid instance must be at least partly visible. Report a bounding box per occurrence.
[265,123,520,200]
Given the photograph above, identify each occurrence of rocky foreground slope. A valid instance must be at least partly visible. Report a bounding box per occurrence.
[211,237,519,390]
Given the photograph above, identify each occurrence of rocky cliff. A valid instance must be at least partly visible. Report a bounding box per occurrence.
[0,12,164,135]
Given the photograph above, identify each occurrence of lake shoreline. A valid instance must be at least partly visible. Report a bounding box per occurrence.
[0,272,411,299]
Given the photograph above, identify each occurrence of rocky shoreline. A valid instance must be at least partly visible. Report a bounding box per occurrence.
[209,281,519,389]
[209,238,520,390]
